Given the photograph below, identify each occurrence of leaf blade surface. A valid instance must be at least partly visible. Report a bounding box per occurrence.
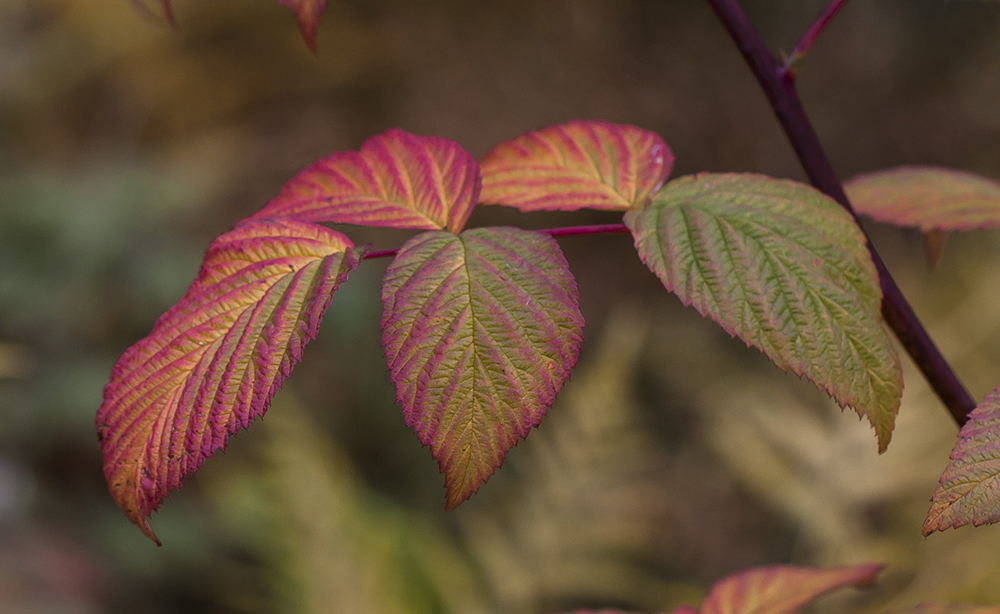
[479,120,672,212]
[699,564,882,614]
[256,129,480,233]
[96,218,360,543]
[845,166,1000,231]
[625,173,902,451]
[924,388,1000,535]
[381,227,584,508]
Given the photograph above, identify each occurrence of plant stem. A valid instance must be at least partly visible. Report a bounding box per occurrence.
[363,248,399,260]
[705,0,976,425]
[360,223,630,261]
[783,0,851,75]
[536,223,630,237]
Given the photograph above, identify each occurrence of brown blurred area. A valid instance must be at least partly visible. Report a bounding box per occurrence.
[4,0,1000,612]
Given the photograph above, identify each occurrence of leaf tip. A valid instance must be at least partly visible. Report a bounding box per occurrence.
[160,0,176,26]
[278,0,327,53]
[139,518,163,546]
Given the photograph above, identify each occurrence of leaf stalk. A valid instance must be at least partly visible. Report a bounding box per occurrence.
[361,223,631,261]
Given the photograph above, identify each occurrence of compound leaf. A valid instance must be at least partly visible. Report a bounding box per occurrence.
[625,173,902,451]
[381,227,584,509]
[96,218,361,544]
[699,564,882,614]
[924,388,1000,535]
[255,129,480,234]
[845,166,1000,232]
[479,120,672,212]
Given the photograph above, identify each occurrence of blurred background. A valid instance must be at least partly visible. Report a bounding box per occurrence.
[4,0,1000,612]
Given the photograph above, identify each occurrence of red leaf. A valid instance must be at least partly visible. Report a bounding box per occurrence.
[96,219,361,543]
[381,227,584,508]
[845,166,1000,232]
[148,1,326,49]
[924,388,1000,535]
[255,129,480,234]
[480,120,673,212]
[279,0,329,52]
[699,564,882,614]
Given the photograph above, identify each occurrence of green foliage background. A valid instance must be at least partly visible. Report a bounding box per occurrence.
[4,0,1000,612]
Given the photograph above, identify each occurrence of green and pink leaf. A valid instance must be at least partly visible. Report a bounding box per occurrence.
[886,604,1000,614]
[924,388,1000,535]
[699,564,881,614]
[96,219,360,543]
[255,129,480,234]
[381,227,584,508]
[845,166,1000,232]
[550,564,881,614]
[625,173,902,451]
[480,120,672,212]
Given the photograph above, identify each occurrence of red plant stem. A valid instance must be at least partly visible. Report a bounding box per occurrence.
[360,223,630,261]
[783,0,851,74]
[362,248,399,260]
[705,0,976,425]
[536,223,630,237]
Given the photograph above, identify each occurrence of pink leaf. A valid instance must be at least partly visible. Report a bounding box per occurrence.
[279,0,329,52]
[924,388,1000,535]
[255,129,480,234]
[699,564,882,614]
[381,227,584,508]
[96,218,361,543]
[845,166,1000,232]
[479,120,673,212]
[148,1,326,49]
[886,604,1000,614]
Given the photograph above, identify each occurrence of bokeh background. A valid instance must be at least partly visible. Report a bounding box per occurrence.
[4,0,1000,612]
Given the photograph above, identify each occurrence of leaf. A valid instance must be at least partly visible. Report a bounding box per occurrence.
[885,604,1000,614]
[95,218,361,543]
[255,129,480,234]
[150,1,328,50]
[479,120,672,212]
[381,227,584,509]
[923,388,1000,535]
[844,166,1000,232]
[699,564,882,614]
[625,173,902,451]
[279,0,330,52]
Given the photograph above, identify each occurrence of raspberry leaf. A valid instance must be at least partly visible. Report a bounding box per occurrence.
[381,227,584,508]
[845,166,1000,232]
[480,120,672,212]
[625,173,902,451]
[256,129,480,234]
[924,388,1000,535]
[699,564,882,614]
[278,0,329,52]
[96,218,361,543]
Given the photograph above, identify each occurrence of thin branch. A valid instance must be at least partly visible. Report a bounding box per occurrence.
[363,248,398,260]
[536,223,630,237]
[706,0,976,425]
[782,0,852,76]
